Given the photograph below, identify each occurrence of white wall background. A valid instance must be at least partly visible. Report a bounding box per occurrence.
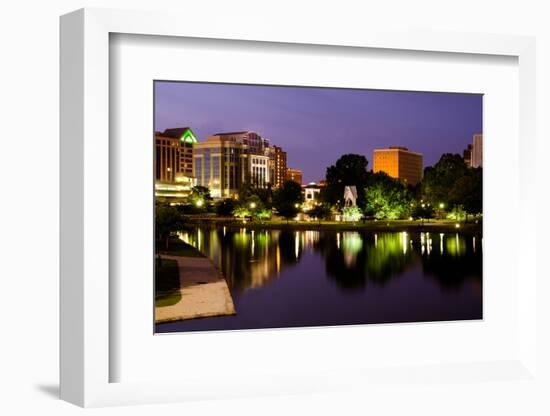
[0,1,549,415]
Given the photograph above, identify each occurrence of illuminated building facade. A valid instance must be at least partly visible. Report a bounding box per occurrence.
[285,168,303,185]
[267,145,287,189]
[463,144,473,167]
[155,127,198,181]
[373,146,423,185]
[303,182,322,209]
[193,131,272,198]
[471,133,483,168]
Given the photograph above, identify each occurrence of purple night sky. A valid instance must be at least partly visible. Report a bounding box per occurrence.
[154,81,482,183]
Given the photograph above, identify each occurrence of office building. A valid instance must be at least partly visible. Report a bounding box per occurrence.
[267,145,287,188]
[193,131,272,199]
[286,168,303,185]
[155,127,198,182]
[463,144,473,167]
[471,133,483,168]
[373,146,423,185]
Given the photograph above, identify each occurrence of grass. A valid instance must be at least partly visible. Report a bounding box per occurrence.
[155,258,181,307]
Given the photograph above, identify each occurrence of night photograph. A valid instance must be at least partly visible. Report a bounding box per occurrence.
[153,81,483,333]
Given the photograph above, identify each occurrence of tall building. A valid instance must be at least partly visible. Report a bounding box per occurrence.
[155,127,198,182]
[286,168,303,185]
[463,144,473,167]
[373,146,423,185]
[267,145,287,188]
[471,133,483,168]
[193,131,272,198]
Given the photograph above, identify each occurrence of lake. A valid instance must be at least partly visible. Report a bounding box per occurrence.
[156,226,482,333]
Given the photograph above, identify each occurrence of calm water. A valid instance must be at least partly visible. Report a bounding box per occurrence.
[156,227,482,333]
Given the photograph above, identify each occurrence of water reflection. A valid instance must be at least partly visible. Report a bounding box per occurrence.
[162,226,482,332]
[179,227,482,294]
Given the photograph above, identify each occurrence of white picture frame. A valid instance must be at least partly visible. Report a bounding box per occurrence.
[60,7,540,408]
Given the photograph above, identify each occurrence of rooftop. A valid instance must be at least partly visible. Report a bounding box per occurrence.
[374,147,422,156]
[158,127,198,144]
[213,131,252,136]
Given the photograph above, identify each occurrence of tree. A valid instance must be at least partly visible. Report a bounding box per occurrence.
[364,172,412,219]
[448,167,482,214]
[307,203,332,223]
[322,154,370,208]
[342,206,363,222]
[411,203,435,220]
[238,182,273,208]
[233,205,250,220]
[421,154,468,207]
[447,205,467,221]
[276,203,300,222]
[273,180,304,215]
[188,185,212,211]
[155,204,184,249]
[215,198,236,216]
[254,208,272,222]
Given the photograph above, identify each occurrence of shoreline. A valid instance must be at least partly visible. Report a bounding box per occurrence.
[182,218,483,235]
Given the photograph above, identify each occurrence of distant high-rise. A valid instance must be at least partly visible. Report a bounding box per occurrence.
[155,127,198,182]
[286,168,303,185]
[463,144,473,167]
[267,145,287,188]
[373,146,423,185]
[471,133,483,168]
[193,131,271,198]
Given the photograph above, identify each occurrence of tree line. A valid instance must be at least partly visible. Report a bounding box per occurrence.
[319,153,482,220]
[156,152,482,243]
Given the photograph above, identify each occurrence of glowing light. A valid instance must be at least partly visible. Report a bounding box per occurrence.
[295,232,300,259]
[180,129,198,144]
[195,199,204,207]
[440,233,444,253]
[473,236,476,253]
[223,226,226,236]
[294,203,300,208]
[342,232,363,267]
[197,229,202,252]
[455,223,460,228]
[401,231,408,254]
[250,202,256,209]
[439,203,445,209]
[336,232,341,249]
[374,234,378,247]
[409,216,413,221]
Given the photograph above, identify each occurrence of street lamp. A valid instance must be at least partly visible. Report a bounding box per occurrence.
[439,202,445,209]
[195,199,204,207]
[249,202,256,209]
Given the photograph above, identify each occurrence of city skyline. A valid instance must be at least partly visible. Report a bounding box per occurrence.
[155,81,482,183]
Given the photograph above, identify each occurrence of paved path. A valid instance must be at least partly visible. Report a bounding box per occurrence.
[155,255,236,324]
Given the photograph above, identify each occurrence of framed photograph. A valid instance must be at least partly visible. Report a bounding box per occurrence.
[60,8,540,408]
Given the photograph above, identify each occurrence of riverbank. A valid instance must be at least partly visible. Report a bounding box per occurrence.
[182,217,483,234]
[155,253,236,324]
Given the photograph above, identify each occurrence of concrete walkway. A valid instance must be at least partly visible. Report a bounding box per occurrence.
[155,255,236,324]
